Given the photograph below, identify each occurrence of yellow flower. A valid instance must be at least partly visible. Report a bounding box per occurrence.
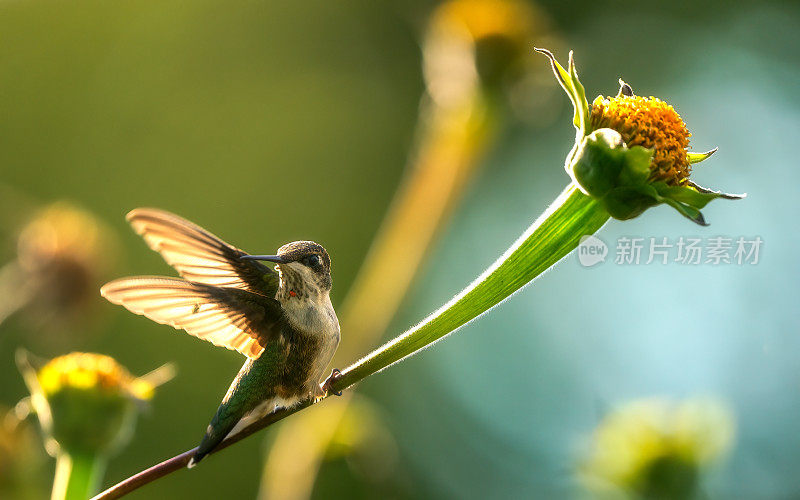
[17,350,173,456]
[591,94,691,186]
[536,48,743,225]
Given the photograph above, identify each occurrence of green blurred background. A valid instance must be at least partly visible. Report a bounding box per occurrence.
[1,0,798,498]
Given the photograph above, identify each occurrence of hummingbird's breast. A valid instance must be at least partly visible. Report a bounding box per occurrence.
[275,292,340,398]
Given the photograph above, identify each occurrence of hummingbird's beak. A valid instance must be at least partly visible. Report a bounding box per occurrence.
[240,254,287,264]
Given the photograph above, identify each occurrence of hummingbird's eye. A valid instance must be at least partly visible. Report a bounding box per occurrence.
[305,254,321,268]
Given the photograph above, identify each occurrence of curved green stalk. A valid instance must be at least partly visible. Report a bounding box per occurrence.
[52,451,105,500]
[334,182,609,386]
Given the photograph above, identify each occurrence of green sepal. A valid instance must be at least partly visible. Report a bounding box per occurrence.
[534,48,590,135]
[650,182,745,225]
[566,128,742,226]
[601,182,710,225]
[569,128,661,220]
[601,186,659,220]
[687,181,746,200]
[660,197,707,225]
[570,128,653,197]
[568,52,589,133]
[687,148,718,164]
[653,183,723,209]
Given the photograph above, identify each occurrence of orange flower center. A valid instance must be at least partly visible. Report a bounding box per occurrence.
[590,95,691,185]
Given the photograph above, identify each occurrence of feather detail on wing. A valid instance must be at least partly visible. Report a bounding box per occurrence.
[126,208,279,297]
[101,277,283,359]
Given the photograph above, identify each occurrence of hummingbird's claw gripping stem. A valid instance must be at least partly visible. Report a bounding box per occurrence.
[321,368,343,397]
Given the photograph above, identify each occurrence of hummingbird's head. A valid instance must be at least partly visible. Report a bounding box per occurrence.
[243,241,332,296]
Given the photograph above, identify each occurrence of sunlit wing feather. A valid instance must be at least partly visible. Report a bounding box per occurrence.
[101,277,284,359]
[126,208,279,297]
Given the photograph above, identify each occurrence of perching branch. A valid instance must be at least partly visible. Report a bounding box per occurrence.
[92,183,610,500]
[89,398,317,500]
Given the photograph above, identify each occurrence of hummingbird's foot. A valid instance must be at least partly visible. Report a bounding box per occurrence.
[321,368,343,397]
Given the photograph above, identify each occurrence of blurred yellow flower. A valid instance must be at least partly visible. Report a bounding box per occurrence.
[432,0,535,42]
[0,201,118,333]
[0,404,47,500]
[17,350,173,456]
[37,352,157,402]
[579,398,735,499]
[424,0,550,106]
[17,202,109,272]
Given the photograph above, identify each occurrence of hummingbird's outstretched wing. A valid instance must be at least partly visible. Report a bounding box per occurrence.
[126,208,279,298]
[101,277,282,359]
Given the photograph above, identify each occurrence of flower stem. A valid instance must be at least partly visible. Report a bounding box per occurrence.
[52,451,105,500]
[91,182,610,500]
[334,182,609,387]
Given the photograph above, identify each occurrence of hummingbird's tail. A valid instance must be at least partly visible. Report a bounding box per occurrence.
[189,396,281,467]
[188,410,239,468]
[188,360,268,468]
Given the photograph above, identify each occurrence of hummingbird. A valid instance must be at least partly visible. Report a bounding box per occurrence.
[100,208,341,467]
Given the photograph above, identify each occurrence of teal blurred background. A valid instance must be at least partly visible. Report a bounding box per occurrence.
[1,0,798,498]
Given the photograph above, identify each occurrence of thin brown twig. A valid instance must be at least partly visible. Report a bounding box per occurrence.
[90,373,353,500]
